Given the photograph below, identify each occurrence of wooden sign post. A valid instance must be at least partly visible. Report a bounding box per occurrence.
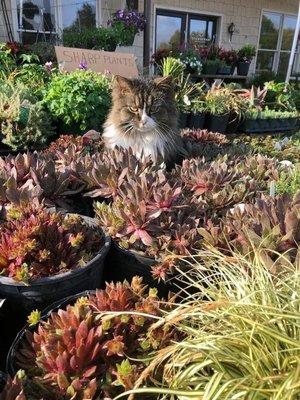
[55,46,139,77]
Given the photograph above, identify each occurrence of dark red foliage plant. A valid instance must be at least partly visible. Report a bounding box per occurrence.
[0,203,104,282]
[11,278,175,400]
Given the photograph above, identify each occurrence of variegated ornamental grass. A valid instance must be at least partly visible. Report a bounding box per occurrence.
[115,250,300,400]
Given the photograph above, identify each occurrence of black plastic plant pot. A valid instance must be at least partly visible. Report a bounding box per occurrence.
[189,113,206,129]
[239,118,260,133]
[230,64,236,75]
[202,63,219,75]
[217,65,232,75]
[259,118,271,131]
[237,61,250,76]
[103,241,180,299]
[6,290,95,377]
[0,235,111,316]
[226,113,241,134]
[206,114,230,133]
[178,112,190,129]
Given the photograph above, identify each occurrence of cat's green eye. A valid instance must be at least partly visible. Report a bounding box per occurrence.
[128,106,139,113]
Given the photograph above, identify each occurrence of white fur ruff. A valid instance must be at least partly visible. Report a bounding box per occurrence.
[103,123,167,160]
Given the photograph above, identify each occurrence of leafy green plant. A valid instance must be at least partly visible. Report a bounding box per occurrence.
[0,203,104,282]
[62,26,119,51]
[276,166,300,195]
[44,70,111,132]
[123,251,300,400]
[0,82,54,151]
[237,44,256,62]
[205,85,232,116]
[264,81,297,111]
[28,42,56,64]
[13,278,172,399]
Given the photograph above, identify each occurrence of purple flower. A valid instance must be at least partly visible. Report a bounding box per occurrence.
[78,62,87,70]
[44,61,53,73]
[109,9,146,32]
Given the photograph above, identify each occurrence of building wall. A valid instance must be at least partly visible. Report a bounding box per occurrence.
[149,0,299,73]
[0,0,12,42]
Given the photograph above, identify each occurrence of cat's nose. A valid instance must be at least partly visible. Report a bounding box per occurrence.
[140,119,147,126]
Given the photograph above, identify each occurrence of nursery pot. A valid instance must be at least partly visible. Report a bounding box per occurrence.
[0,222,111,315]
[239,118,260,133]
[207,113,230,133]
[104,241,181,299]
[230,64,236,75]
[217,65,232,75]
[237,61,250,76]
[6,290,95,377]
[202,63,219,75]
[226,113,241,134]
[179,112,190,129]
[189,112,206,129]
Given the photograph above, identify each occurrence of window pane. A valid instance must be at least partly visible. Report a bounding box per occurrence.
[281,15,296,50]
[17,0,55,32]
[278,52,300,77]
[156,14,183,50]
[256,50,276,72]
[189,19,207,46]
[293,52,300,75]
[259,12,280,50]
[62,0,96,31]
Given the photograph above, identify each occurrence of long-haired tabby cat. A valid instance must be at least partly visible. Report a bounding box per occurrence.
[103,75,185,164]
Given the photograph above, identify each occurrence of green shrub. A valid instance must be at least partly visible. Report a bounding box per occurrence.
[62,27,118,51]
[0,81,54,150]
[28,42,56,63]
[44,70,111,132]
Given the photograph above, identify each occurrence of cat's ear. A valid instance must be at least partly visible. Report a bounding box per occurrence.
[114,75,133,94]
[154,75,173,88]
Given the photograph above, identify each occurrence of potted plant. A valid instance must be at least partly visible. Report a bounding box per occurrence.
[108,9,146,47]
[0,203,110,314]
[190,96,206,129]
[43,70,111,134]
[94,169,203,287]
[202,59,221,75]
[178,45,202,76]
[237,44,256,76]
[218,48,238,75]
[205,86,232,132]
[6,279,174,399]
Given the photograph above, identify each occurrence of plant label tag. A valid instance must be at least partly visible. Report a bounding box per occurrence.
[55,46,139,78]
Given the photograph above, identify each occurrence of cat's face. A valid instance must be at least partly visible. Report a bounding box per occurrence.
[109,76,178,135]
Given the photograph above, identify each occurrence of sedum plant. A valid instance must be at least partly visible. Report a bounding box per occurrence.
[0,203,104,282]
[13,278,173,399]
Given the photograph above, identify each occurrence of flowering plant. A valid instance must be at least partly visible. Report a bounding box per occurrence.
[218,49,238,65]
[108,9,146,46]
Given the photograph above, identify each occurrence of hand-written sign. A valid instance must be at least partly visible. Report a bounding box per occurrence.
[55,46,139,77]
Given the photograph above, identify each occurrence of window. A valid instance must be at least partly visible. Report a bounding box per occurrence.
[15,0,97,44]
[17,0,56,43]
[256,11,299,77]
[155,9,218,51]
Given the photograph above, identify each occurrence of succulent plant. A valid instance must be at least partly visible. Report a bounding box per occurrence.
[178,157,256,213]
[78,148,160,200]
[181,129,228,145]
[0,375,25,400]
[0,203,104,282]
[200,192,300,271]
[14,278,173,399]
